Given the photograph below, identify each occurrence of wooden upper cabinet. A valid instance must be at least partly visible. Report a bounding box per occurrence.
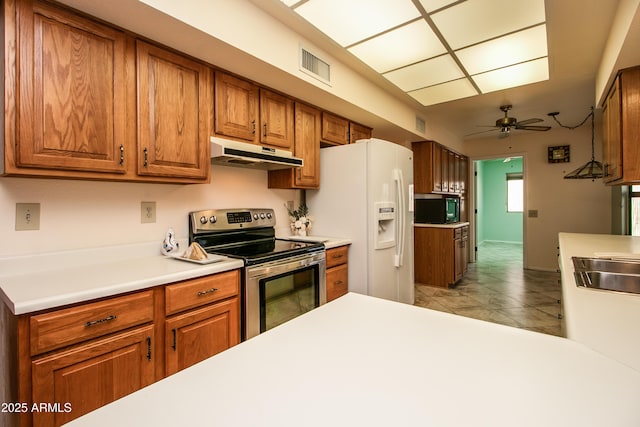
[14,0,128,174]
[214,72,294,151]
[321,112,350,145]
[214,72,259,143]
[259,88,294,150]
[413,140,467,195]
[268,102,320,189]
[350,122,372,143]
[136,41,211,181]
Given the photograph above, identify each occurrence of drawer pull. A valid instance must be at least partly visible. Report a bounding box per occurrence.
[334,280,344,286]
[84,315,117,328]
[197,287,218,297]
[332,254,344,259]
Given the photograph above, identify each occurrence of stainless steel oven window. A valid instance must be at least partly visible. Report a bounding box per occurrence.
[245,252,326,340]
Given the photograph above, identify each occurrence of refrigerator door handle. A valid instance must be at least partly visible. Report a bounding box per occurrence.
[394,168,404,268]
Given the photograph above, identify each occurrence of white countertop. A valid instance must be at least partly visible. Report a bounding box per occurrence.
[0,240,243,315]
[558,232,640,372]
[67,293,640,427]
[414,221,469,229]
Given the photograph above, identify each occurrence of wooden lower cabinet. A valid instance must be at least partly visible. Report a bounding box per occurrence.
[165,297,239,376]
[31,325,155,426]
[4,269,241,427]
[326,245,349,302]
[414,225,468,288]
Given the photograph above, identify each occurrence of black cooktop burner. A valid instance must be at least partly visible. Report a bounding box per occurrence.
[206,238,323,266]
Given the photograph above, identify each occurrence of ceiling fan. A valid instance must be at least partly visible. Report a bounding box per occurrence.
[468,105,552,139]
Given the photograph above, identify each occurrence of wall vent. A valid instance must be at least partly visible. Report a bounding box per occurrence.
[415,116,426,133]
[299,46,331,86]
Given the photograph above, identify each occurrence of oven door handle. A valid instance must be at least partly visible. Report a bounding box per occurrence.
[246,252,325,279]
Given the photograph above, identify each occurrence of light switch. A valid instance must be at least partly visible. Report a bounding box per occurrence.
[528,209,538,218]
[16,203,40,231]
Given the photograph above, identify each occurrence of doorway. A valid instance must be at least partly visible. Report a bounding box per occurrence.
[472,156,525,267]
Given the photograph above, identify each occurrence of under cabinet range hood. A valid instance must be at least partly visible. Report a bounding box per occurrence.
[210,137,303,170]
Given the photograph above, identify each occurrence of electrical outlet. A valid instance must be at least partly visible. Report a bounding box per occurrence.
[286,201,294,211]
[528,209,539,218]
[16,203,40,231]
[141,201,156,223]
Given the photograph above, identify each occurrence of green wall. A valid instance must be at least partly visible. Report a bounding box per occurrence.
[477,158,523,244]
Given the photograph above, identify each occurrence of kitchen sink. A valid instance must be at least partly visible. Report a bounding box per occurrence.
[572,257,640,295]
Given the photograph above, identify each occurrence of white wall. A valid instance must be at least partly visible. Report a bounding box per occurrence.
[0,166,298,257]
[464,123,611,271]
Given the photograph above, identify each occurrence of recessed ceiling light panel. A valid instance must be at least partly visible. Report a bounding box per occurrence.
[383,54,463,91]
[348,21,446,73]
[456,24,548,75]
[472,57,549,93]
[431,0,546,49]
[294,0,420,47]
[408,78,478,106]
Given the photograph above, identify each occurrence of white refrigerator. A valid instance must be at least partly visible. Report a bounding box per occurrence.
[307,138,414,304]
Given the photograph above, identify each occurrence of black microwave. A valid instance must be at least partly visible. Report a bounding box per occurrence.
[414,198,460,224]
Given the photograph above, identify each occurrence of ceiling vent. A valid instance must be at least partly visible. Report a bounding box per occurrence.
[415,116,426,133]
[299,46,331,85]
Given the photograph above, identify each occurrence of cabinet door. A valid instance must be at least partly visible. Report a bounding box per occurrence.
[440,146,449,193]
[603,80,621,182]
[31,325,155,426]
[432,143,443,192]
[214,72,259,143]
[137,41,210,180]
[16,0,127,174]
[260,89,294,150]
[326,263,348,302]
[293,103,320,188]
[165,297,239,376]
[350,122,372,143]
[321,112,350,145]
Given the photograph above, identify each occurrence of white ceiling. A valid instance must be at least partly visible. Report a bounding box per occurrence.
[253,0,632,140]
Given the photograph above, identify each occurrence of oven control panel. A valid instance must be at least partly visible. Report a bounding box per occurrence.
[190,208,276,232]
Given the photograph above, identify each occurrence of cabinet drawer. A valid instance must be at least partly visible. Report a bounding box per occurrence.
[326,264,348,302]
[165,270,239,315]
[326,245,349,268]
[454,228,462,239]
[30,290,154,356]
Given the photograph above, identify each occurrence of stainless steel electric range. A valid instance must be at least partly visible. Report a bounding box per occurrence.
[189,208,326,340]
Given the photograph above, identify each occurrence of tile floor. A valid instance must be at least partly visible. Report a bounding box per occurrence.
[414,241,564,337]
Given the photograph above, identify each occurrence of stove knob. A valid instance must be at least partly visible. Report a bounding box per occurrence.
[199,216,208,225]
[260,213,266,219]
[253,214,259,220]
[209,216,217,224]
[266,212,272,219]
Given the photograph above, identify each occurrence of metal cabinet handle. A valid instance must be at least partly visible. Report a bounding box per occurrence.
[119,144,124,166]
[146,336,152,360]
[334,280,344,286]
[143,148,148,167]
[263,123,267,137]
[332,254,344,259]
[171,329,177,351]
[197,287,218,297]
[85,314,117,327]
[252,120,256,134]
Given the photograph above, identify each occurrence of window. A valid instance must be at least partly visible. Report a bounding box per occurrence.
[507,173,523,212]
[631,185,640,236]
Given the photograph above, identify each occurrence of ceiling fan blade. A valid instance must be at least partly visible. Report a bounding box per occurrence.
[465,128,499,137]
[515,118,543,126]
[516,125,551,131]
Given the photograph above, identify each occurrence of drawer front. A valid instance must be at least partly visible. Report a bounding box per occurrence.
[30,290,154,356]
[454,228,462,239]
[462,226,469,237]
[165,270,239,315]
[326,264,348,302]
[326,245,349,269]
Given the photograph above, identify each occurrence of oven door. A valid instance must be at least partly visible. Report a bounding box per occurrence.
[244,251,326,340]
